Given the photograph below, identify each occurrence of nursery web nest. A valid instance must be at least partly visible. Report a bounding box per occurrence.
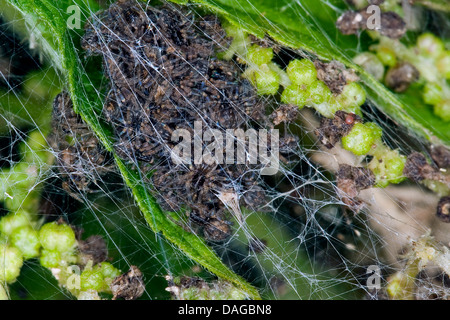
[80,1,272,241]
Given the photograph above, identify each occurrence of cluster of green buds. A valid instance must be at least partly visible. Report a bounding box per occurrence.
[338,120,406,187]
[281,60,368,118]
[356,32,450,121]
[0,130,122,299]
[0,130,50,292]
[417,33,450,121]
[1,213,122,299]
[222,24,406,188]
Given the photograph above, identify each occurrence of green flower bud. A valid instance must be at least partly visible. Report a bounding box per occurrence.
[4,191,29,213]
[0,244,23,283]
[0,210,33,236]
[369,149,406,188]
[376,47,397,67]
[436,51,450,79]
[95,262,121,285]
[365,122,383,141]
[246,44,273,66]
[221,23,249,60]
[384,155,406,184]
[309,80,332,104]
[223,22,246,39]
[434,99,450,121]
[7,162,36,190]
[11,226,41,259]
[313,97,342,118]
[286,59,317,86]
[416,33,444,58]
[337,82,366,109]
[23,68,60,102]
[353,52,385,81]
[342,122,378,155]
[39,249,61,268]
[280,85,309,107]
[39,222,76,253]
[268,62,291,88]
[423,82,443,105]
[255,64,280,95]
[21,130,50,165]
[80,269,104,291]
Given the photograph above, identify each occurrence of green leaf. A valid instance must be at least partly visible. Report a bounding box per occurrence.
[182,0,450,146]
[4,0,260,299]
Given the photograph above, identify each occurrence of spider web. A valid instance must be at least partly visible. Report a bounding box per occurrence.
[0,0,449,300]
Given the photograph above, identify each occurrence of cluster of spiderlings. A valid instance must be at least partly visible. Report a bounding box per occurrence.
[49,92,114,200]
[224,26,407,189]
[355,32,450,121]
